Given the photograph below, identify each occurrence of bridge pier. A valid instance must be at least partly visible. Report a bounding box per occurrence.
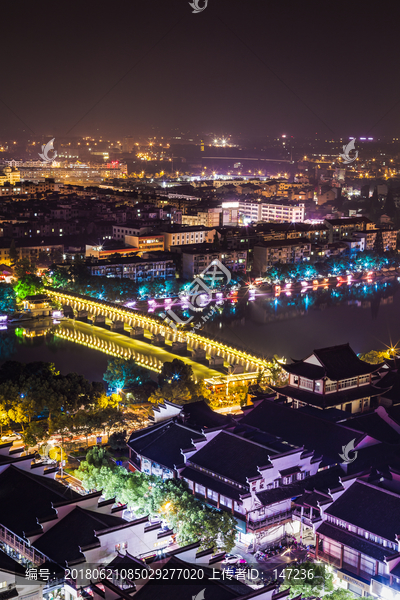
[49,290,268,375]
[110,320,125,333]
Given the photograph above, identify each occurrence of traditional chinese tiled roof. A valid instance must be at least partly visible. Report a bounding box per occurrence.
[282,343,384,381]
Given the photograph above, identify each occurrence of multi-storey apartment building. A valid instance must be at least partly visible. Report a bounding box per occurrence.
[324,217,375,243]
[253,238,311,272]
[181,246,247,279]
[182,205,239,228]
[162,226,215,251]
[112,224,149,240]
[0,166,20,186]
[238,199,305,224]
[89,253,176,281]
[353,229,398,251]
[0,238,63,265]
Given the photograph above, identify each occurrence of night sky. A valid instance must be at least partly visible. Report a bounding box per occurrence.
[2,1,400,140]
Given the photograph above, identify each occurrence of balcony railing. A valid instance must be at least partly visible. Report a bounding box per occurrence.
[0,523,47,566]
[293,508,321,523]
[247,509,293,531]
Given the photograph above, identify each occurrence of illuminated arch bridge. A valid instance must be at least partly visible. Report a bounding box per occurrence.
[47,289,269,373]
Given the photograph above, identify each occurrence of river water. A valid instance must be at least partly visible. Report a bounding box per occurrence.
[1,278,399,379]
[0,319,221,383]
[203,278,400,359]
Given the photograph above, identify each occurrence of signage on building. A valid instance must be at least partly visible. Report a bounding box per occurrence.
[336,571,370,592]
[141,457,151,475]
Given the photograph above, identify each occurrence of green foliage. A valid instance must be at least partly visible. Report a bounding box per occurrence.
[282,561,333,598]
[325,589,359,600]
[212,232,221,250]
[104,357,151,391]
[146,478,237,551]
[148,359,210,406]
[69,257,90,285]
[21,420,49,449]
[13,274,43,300]
[373,229,384,254]
[84,445,114,468]
[74,457,237,552]
[384,189,396,218]
[149,361,210,405]
[149,382,193,405]
[50,265,71,288]
[13,258,36,279]
[263,249,398,283]
[12,258,43,300]
[75,458,152,511]
[49,270,183,303]
[0,399,10,434]
[358,350,388,364]
[0,360,110,444]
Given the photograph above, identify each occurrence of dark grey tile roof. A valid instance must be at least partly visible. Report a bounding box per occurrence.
[337,412,400,444]
[376,371,400,403]
[128,422,203,470]
[34,506,128,565]
[0,551,26,575]
[179,400,232,431]
[256,465,344,505]
[282,362,326,380]
[313,344,383,380]
[324,480,400,540]
[239,399,362,465]
[316,522,396,561]
[128,555,251,600]
[0,465,80,538]
[188,431,273,485]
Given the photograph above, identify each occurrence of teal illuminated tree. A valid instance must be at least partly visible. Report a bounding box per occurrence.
[103,357,151,391]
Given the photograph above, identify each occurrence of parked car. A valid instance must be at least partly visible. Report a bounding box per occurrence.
[223,553,243,565]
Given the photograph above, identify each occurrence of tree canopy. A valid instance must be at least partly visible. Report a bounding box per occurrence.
[75,452,237,552]
[103,357,151,391]
[0,284,17,314]
[148,359,210,406]
[0,360,125,448]
[282,561,333,598]
[12,258,43,300]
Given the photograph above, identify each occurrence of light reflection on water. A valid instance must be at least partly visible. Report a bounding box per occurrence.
[1,279,399,371]
[202,279,400,358]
